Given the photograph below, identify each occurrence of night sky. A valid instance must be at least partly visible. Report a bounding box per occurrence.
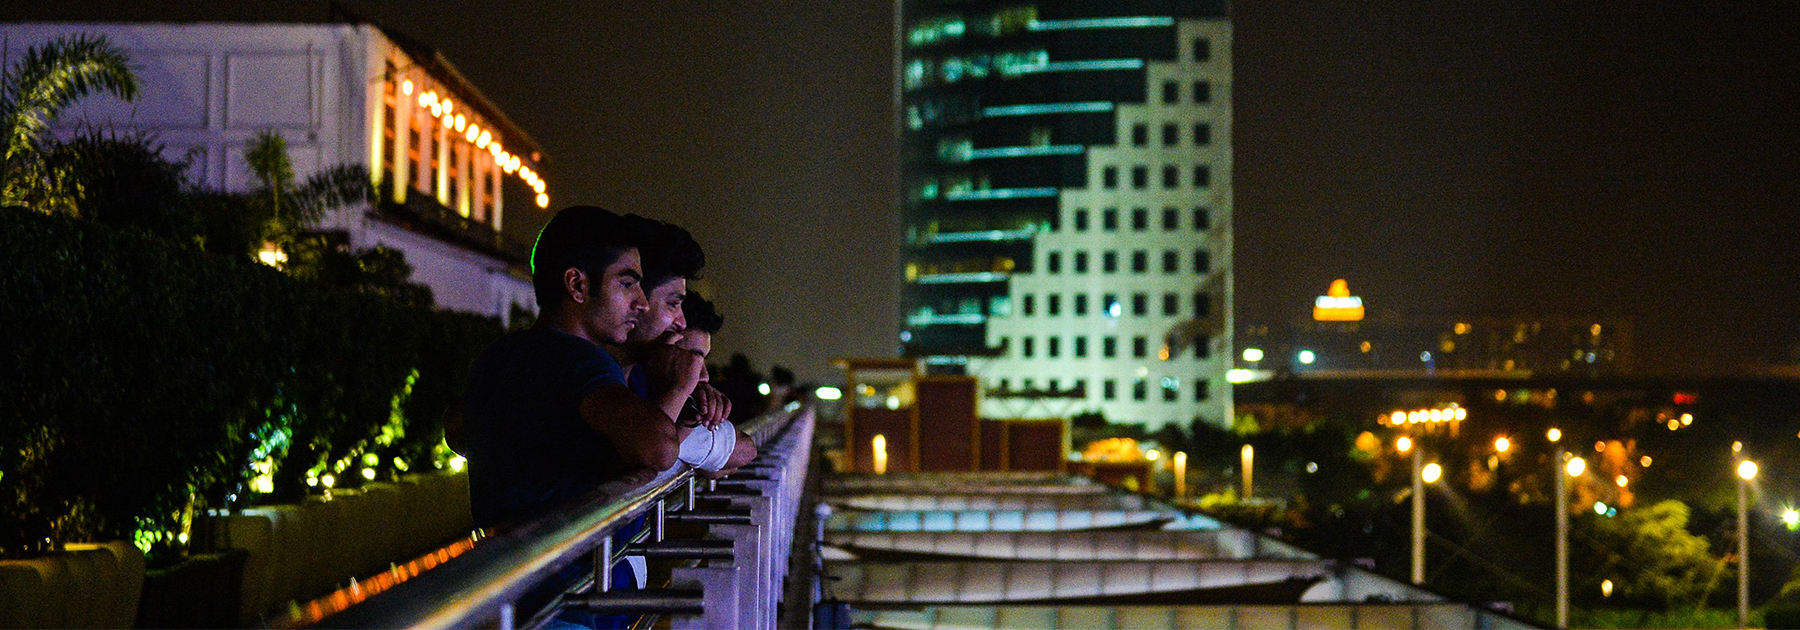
[10,1,1799,380]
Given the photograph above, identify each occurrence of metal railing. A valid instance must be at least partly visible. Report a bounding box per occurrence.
[310,403,816,629]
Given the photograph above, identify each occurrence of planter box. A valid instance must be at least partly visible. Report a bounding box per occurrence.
[135,549,247,628]
[203,470,470,623]
[0,541,143,629]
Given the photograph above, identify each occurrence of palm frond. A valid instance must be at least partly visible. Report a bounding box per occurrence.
[292,164,374,226]
[1,34,138,210]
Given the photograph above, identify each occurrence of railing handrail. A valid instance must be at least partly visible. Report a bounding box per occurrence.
[315,406,804,629]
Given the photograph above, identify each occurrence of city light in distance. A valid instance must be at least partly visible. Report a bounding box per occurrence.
[1297,350,1316,364]
[757,382,772,396]
[1681,413,1694,425]
[1783,508,1799,531]
[1602,579,1614,598]
[1738,460,1758,481]
[1566,457,1586,477]
[1396,436,1413,453]
[1640,455,1653,467]
[1595,501,1608,515]
[1733,441,1743,453]
[1615,475,1629,488]
[1242,347,1264,362]
[1494,436,1510,453]
[815,386,843,400]
[1421,462,1442,484]
[1547,428,1563,443]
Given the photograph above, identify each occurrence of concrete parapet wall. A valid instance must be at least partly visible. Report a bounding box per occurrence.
[0,541,144,629]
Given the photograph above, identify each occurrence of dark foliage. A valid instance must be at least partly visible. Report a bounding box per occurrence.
[0,208,501,560]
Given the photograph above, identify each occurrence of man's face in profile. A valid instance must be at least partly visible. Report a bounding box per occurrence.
[586,249,648,345]
[628,277,688,344]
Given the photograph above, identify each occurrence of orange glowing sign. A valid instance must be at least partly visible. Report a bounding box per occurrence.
[1313,279,1365,322]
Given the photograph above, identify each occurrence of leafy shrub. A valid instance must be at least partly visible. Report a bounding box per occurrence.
[0,207,500,561]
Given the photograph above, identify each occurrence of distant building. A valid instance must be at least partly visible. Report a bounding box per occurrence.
[2,20,554,321]
[895,1,1234,430]
[1237,281,1633,377]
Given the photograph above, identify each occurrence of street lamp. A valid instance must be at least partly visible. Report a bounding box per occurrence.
[1402,435,1425,585]
[1494,436,1511,453]
[1551,424,1577,630]
[1737,457,1758,629]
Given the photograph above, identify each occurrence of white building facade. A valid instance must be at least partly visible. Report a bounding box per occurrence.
[3,21,551,320]
[897,3,1233,430]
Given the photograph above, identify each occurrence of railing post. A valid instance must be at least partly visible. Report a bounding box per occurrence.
[655,499,666,542]
[598,536,613,592]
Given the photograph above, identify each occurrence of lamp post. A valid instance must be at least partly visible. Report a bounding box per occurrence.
[1174,451,1188,499]
[1737,457,1758,630]
[1396,435,1426,585]
[1548,427,1571,630]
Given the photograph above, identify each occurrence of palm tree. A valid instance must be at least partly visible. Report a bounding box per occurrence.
[1,34,138,214]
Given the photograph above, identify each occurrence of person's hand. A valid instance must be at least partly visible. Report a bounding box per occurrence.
[645,332,704,401]
[691,383,731,429]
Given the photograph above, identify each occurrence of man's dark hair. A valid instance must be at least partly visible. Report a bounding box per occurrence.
[682,290,724,334]
[530,206,638,308]
[625,214,704,292]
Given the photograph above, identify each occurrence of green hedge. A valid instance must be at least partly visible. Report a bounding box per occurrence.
[0,208,501,560]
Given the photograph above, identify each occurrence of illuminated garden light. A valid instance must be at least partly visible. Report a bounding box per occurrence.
[1602,579,1614,597]
[1782,508,1799,531]
[1494,436,1511,453]
[449,456,466,472]
[1680,413,1693,425]
[360,467,376,480]
[1668,419,1680,431]
[1737,460,1758,481]
[1547,428,1562,443]
[321,474,337,488]
[1297,350,1316,364]
[758,382,772,396]
[1594,501,1608,515]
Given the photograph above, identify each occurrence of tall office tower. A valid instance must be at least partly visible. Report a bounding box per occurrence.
[896,1,1233,429]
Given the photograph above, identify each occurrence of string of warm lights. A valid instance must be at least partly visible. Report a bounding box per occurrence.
[401,78,550,209]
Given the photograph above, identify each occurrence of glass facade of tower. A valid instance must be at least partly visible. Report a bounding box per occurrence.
[898,0,1233,428]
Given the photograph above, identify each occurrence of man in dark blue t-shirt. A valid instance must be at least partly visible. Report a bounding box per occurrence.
[462,206,703,530]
